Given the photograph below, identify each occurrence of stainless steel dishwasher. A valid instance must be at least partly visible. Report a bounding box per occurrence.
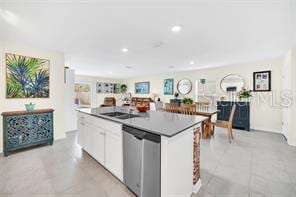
[122,125,161,197]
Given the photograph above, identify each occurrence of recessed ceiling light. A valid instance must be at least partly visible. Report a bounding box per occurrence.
[125,66,133,69]
[168,66,175,69]
[121,48,128,52]
[171,25,182,32]
[108,71,113,74]
[189,60,195,65]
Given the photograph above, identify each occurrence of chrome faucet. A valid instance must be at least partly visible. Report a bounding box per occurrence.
[129,108,134,115]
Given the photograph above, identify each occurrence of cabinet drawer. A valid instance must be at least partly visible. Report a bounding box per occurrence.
[93,118,122,136]
[78,112,93,123]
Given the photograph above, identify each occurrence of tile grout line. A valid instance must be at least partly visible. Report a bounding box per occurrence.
[203,143,230,191]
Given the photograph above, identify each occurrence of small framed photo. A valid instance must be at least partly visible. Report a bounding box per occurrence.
[253,71,271,92]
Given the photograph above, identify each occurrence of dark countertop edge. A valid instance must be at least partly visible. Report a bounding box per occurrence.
[77,109,206,137]
[122,121,202,138]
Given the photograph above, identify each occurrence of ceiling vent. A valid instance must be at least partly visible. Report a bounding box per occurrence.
[152,42,164,48]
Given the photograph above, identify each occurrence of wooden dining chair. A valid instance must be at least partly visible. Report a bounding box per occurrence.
[165,103,179,113]
[207,104,236,143]
[180,104,197,115]
[196,102,210,111]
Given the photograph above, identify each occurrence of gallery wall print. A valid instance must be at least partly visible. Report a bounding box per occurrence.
[96,82,121,94]
[6,53,50,98]
[164,78,174,95]
[253,70,271,92]
[135,82,150,94]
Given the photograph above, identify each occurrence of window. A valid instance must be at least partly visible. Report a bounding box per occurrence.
[75,83,92,108]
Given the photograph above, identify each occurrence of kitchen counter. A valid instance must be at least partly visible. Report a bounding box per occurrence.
[77,106,207,137]
[77,106,204,196]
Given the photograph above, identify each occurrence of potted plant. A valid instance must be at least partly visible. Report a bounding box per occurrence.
[238,88,252,101]
[182,97,194,105]
[120,84,127,93]
[25,102,35,111]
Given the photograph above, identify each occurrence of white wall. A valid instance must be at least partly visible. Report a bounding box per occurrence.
[283,48,296,146]
[75,75,125,107]
[65,69,77,132]
[126,58,283,133]
[0,42,66,153]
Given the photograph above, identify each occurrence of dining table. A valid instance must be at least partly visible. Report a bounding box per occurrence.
[192,108,220,139]
[162,106,220,139]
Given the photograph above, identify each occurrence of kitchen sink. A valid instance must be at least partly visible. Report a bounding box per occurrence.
[115,114,140,120]
[101,112,140,119]
[101,112,128,117]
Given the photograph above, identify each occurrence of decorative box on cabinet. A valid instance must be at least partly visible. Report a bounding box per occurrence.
[217,101,250,131]
[2,109,54,156]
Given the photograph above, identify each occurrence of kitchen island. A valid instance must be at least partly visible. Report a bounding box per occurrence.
[77,106,207,197]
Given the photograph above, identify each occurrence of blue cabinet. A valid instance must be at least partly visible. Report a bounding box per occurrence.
[217,101,250,131]
[2,109,54,156]
[170,99,182,106]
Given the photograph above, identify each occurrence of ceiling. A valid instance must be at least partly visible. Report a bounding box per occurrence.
[0,0,294,78]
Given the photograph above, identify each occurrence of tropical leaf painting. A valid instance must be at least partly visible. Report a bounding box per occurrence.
[6,53,50,98]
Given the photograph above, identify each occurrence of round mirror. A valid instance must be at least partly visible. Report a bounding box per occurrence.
[220,74,245,92]
[177,79,192,95]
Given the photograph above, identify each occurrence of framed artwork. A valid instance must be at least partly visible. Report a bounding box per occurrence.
[253,71,271,92]
[164,78,174,95]
[96,82,121,94]
[6,53,50,98]
[135,82,150,94]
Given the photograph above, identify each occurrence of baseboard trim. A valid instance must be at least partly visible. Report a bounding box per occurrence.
[66,130,78,134]
[287,138,296,146]
[250,127,281,134]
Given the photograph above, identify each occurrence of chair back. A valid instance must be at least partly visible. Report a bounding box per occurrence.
[165,103,179,113]
[180,104,196,115]
[101,97,116,107]
[196,102,209,111]
[229,104,236,123]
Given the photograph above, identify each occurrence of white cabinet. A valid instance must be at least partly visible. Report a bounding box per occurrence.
[105,129,123,180]
[92,125,105,165]
[77,112,123,180]
[84,124,93,154]
[78,120,85,148]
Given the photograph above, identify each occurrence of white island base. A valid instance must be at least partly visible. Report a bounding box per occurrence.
[161,125,201,197]
[77,110,202,197]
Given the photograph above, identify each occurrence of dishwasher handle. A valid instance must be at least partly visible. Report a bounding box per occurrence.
[134,136,143,141]
[123,125,161,143]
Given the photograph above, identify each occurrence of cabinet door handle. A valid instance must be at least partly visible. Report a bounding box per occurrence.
[100,132,104,135]
[80,123,85,125]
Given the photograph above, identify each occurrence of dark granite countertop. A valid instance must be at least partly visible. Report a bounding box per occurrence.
[77,106,207,137]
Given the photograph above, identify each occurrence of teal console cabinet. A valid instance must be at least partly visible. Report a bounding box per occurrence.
[2,109,54,156]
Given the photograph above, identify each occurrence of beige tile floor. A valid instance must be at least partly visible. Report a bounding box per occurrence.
[0,129,295,197]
